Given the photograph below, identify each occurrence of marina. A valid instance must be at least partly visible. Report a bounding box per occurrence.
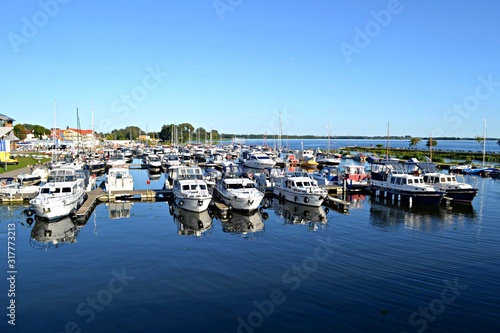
[1,141,499,333]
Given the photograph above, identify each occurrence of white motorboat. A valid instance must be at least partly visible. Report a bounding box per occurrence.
[214,163,264,212]
[106,152,127,169]
[29,168,87,220]
[105,167,134,191]
[0,177,40,200]
[273,171,327,207]
[162,154,181,169]
[315,153,341,166]
[171,166,212,212]
[243,152,276,169]
[404,160,478,204]
[370,160,445,205]
[146,154,162,172]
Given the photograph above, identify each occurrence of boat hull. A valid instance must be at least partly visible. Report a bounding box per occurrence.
[370,186,444,205]
[174,196,211,212]
[273,187,325,207]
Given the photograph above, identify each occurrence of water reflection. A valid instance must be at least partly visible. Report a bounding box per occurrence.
[272,198,328,231]
[107,201,133,219]
[169,204,214,237]
[30,216,85,249]
[220,209,265,239]
[369,196,476,231]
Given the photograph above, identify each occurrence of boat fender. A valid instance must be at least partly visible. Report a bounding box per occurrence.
[324,207,329,214]
[26,217,34,226]
[69,209,76,219]
[261,212,269,220]
[24,209,35,216]
[304,196,309,203]
[179,200,184,206]
[198,220,203,229]
[294,196,298,202]
[198,200,203,206]
[178,215,184,222]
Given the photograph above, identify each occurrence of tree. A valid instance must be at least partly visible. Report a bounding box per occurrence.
[14,124,26,140]
[376,144,383,148]
[409,137,421,149]
[497,139,500,146]
[426,138,437,148]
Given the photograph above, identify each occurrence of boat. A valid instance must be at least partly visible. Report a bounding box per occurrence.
[337,165,369,191]
[29,168,87,220]
[404,160,478,204]
[0,177,40,201]
[146,154,162,172]
[171,166,212,212]
[162,154,181,169]
[369,160,445,205]
[213,162,264,212]
[105,167,134,191]
[16,172,42,186]
[106,152,127,169]
[315,153,341,166]
[273,171,328,207]
[300,156,319,169]
[243,152,276,169]
[278,151,299,167]
[311,166,339,186]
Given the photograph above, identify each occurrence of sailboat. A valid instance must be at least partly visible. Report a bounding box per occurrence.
[462,119,490,175]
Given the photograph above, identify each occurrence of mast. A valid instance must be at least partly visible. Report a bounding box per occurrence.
[429,134,433,162]
[385,122,390,160]
[483,119,486,168]
[91,101,95,152]
[52,99,57,163]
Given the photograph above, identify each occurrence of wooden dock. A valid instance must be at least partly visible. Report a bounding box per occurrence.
[75,188,173,221]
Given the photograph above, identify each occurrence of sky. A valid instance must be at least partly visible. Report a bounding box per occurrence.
[1,0,499,138]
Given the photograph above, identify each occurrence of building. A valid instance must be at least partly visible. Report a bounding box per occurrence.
[0,113,18,151]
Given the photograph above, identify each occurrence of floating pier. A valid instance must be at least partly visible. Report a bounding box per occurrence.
[325,195,351,213]
[75,188,173,221]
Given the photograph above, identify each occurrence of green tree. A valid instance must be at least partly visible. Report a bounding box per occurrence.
[426,138,437,147]
[14,124,26,140]
[409,137,421,149]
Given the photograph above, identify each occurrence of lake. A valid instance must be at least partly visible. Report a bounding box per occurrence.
[1,167,499,333]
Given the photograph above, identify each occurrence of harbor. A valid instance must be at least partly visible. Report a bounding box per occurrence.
[0,139,498,333]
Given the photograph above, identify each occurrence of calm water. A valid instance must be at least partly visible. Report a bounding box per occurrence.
[231,138,500,154]
[1,167,499,333]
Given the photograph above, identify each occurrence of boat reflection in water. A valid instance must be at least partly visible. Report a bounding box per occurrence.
[369,196,476,232]
[220,209,265,239]
[107,201,133,219]
[169,204,214,237]
[29,216,85,250]
[272,198,328,231]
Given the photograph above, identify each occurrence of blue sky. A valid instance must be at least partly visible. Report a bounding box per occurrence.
[1,0,499,138]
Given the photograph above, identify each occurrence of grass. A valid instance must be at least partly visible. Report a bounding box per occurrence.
[0,154,51,174]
